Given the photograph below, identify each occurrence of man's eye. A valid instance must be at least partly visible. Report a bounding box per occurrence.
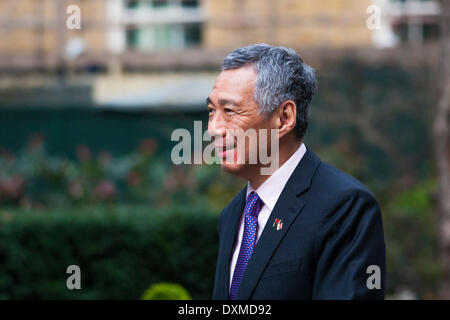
[208,108,214,114]
[224,108,234,114]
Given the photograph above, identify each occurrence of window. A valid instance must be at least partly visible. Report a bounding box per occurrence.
[184,23,201,47]
[422,22,440,40]
[125,0,139,9]
[386,0,440,45]
[122,0,203,51]
[126,26,139,49]
[181,0,199,8]
[152,0,169,9]
[392,21,440,43]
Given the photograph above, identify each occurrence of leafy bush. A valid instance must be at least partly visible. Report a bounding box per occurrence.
[0,136,244,211]
[382,179,442,299]
[0,205,218,299]
[141,282,191,300]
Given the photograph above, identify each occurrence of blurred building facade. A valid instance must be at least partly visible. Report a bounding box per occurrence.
[205,0,373,49]
[0,0,107,67]
[0,0,441,70]
[0,0,442,109]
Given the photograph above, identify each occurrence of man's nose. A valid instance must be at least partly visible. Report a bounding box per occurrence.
[208,114,227,142]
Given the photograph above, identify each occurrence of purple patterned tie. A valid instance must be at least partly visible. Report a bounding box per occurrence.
[229,191,261,300]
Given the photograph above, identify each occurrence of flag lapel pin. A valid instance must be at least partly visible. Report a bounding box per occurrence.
[273,218,283,231]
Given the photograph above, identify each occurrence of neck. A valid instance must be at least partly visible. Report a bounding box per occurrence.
[248,137,302,190]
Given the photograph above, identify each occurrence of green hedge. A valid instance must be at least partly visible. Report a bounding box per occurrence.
[0,205,219,299]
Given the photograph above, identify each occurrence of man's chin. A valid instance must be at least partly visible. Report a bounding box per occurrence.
[220,162,246,176]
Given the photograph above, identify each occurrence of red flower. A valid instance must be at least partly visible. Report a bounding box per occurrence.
[125,171,142,187]
[0,175,26,200]
[67,181,84,199]
[139,139,158,155]
[94,179,116,201]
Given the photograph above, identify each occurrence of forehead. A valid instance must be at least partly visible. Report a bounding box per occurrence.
[211,66,257,101]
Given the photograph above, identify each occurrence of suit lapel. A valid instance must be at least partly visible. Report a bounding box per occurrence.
[236,148,321,299]
[215,187,246,299]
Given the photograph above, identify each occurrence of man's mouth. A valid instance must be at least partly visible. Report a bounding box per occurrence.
[216,144,236,158]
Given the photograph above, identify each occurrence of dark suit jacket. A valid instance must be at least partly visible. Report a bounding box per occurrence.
[213,148,385,300]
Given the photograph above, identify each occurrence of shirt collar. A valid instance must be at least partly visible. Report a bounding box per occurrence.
[246,142,307,211]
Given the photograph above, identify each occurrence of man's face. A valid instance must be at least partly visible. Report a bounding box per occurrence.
[207,66,277,178]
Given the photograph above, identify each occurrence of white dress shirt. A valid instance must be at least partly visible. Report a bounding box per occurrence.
[229,142,307,289]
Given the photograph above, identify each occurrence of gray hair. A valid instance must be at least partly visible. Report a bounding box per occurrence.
[221,44,317,140]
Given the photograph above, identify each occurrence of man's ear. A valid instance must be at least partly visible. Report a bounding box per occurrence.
[274,100,297,139]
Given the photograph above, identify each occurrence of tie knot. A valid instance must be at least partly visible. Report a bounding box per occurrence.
[245,192,261,217]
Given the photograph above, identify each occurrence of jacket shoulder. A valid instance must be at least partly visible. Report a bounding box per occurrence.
[312,161,376,201]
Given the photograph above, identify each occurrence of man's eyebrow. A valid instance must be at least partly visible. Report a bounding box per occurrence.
[206,97,238,107]
[218,98,238,107]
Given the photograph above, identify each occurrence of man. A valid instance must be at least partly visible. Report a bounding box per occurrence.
[208,44,385,300]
